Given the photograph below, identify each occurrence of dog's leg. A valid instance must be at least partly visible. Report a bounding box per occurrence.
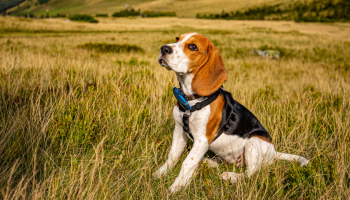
[153,122,188,179]
[275,152,309,166]
[234,150,245,167]
[168,136,209,193]
[221,137,276,184]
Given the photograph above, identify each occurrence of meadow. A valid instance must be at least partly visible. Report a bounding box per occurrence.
[0,16,350,199]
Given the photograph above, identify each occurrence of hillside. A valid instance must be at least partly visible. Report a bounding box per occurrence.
[197,0,350,22]
[0,0,25,13]
[6,0,152,16]
[134,0,285,18]
[7,0,285,18]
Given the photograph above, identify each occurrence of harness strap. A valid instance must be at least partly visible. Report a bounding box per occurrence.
[182,114,192,140]
[178,90,221,141]
[178,90,221,112]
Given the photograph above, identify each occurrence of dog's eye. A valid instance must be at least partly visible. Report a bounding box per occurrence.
[188,44,198,51]
[175,37,179,42]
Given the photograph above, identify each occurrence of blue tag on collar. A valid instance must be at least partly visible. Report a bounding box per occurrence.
[173,87,191,110]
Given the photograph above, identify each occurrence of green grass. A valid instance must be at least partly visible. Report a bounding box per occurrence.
[95,14,109,17]
[77,43,145,53]
[0,16,349,199]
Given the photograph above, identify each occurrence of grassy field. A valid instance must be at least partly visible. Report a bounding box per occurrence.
[9,0,287,17]
[0,16,350,199]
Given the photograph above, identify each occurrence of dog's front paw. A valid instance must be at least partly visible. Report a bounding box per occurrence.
[168,180,186,193]
[153,165,169,179]
[153,170,161,179]
[168,177,189,193]
[220,172,240,184]
[168,183,181,194]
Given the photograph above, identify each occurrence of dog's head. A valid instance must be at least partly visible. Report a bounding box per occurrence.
[158,32,227,96]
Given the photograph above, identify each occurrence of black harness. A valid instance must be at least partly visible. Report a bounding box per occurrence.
[177,88,271,143]
[178,89,221,141]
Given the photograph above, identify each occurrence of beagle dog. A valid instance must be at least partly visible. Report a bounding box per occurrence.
[154,32,308,193]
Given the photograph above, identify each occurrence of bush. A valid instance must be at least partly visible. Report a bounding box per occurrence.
[116,57,150,66]
[52,13,67,18]
[96,14,109,17]
[141,11,176,18]
[295,15,319,22]
[69,14,99,23]
[77,43,145,53]
[320,18,335,22]
[112,8,140,17]
[38,0,50,4]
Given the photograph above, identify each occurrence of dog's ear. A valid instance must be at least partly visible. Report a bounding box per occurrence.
[192,41,227,96]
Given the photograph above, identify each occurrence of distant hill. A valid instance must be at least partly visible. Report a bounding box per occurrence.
[6,0,151,16]
[134,0,285,18]
[6,0,285,18]
[197,0,350,22]
[0,0,25,13]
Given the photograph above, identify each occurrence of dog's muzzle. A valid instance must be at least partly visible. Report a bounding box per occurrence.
[159,59,171,70]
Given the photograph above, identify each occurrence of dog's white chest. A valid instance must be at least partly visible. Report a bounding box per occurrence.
[173,104,210,140]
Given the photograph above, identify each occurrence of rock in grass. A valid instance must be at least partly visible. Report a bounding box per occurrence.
[254,49,280,60]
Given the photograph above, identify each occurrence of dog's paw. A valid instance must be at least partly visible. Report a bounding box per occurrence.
[153,164,169,179]
[168,184,181,194]
[220,172,240,184]
[152,171,160,179]
[298,157,309,167]
[202,158,221,168]
[168,180,186,193]
[152,166,166,179]
[168,176,190,193]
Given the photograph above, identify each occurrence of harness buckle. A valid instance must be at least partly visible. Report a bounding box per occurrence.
[193,103,201,111]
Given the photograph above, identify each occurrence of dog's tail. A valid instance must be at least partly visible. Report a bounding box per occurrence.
[275,152,309,167]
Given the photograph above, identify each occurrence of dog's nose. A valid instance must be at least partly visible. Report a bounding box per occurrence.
[161,45,173,56]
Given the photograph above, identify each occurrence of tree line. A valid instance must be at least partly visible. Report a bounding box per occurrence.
[196,0,350,22]
[112,8,176,18]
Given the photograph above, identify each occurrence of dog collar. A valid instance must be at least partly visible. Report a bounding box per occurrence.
[177,88,202,101]
[183,94,201,101]
[173,87,203,111]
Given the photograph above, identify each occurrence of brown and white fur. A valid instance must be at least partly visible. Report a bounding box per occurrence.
[154,32,308,193]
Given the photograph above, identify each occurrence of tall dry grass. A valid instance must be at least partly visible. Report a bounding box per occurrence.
[0,17,349,199]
